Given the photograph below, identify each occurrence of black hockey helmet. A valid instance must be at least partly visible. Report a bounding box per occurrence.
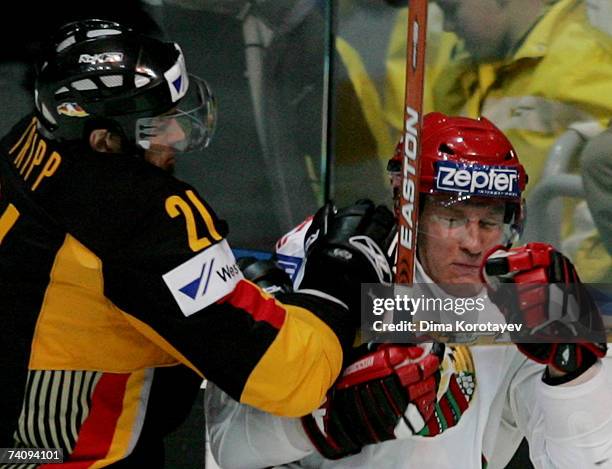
[34,19,216,153]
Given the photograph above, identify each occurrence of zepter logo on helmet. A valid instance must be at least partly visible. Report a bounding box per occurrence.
[387,112,527,247]
[34,19,216,154]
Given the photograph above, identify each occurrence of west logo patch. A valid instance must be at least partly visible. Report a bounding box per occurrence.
[178,258,215,299]
[163,240,243,316]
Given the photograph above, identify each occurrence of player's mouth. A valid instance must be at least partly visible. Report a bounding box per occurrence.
[450,263,481,277]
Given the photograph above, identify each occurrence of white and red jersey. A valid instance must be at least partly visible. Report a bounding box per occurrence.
[205,219,612,469]
[274,215,313,285]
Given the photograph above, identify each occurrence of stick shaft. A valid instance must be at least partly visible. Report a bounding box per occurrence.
[395,0,428,285]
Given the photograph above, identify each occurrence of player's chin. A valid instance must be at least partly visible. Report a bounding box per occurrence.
[441,282,483,298]
[144,148,176,172]
[444,273,484,296]
[160,156,176,171]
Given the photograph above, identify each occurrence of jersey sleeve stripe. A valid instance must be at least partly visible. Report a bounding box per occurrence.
[97,369,153,465]
[221,279,287,330]
[65,373,130,467]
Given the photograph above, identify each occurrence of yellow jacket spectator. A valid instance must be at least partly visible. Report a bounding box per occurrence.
[384,0,612,281]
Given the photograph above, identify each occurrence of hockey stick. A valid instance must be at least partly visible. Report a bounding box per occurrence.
[395,0,428,285]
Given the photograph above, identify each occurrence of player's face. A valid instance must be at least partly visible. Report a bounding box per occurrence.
[434,0,508,60]
[418,195,506,293]
[143,117,185,172]
[143,149,176,172]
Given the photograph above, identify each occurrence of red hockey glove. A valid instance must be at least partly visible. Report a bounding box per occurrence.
[301,343,444,459]
[482,242,607,376]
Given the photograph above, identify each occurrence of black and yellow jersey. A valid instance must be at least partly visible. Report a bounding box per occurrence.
[0,115,353,467]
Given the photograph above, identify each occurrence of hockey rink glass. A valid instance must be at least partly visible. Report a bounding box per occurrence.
[136,75,217,153]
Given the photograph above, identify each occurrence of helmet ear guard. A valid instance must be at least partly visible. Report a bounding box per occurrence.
[34,19,216,154]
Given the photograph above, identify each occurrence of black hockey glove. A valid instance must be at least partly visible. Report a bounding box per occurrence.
[237,257,293,295]
[301,342,445,459]
[299,199,395,316]
[482,242,607,379]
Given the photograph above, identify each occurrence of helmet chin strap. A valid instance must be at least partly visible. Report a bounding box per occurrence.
[505,224,522,249]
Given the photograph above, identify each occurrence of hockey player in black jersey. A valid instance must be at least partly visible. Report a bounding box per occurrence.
[0,19,395,467]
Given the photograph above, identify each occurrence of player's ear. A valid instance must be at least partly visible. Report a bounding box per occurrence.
[89,129,109,152]
[89,129,122,153]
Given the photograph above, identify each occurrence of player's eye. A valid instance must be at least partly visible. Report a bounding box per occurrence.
[479,219,503,231]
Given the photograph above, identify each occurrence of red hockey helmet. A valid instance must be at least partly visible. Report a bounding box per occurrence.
[387,112,528,245]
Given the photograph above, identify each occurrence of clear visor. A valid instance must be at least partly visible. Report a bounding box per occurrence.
[135,75,217,154]
[387,163,523,247]
[419,194,521,248]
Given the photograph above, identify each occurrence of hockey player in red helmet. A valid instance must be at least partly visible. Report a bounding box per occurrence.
[387,112,527,292]
[205,112,610,468]
[388,112,526,246]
